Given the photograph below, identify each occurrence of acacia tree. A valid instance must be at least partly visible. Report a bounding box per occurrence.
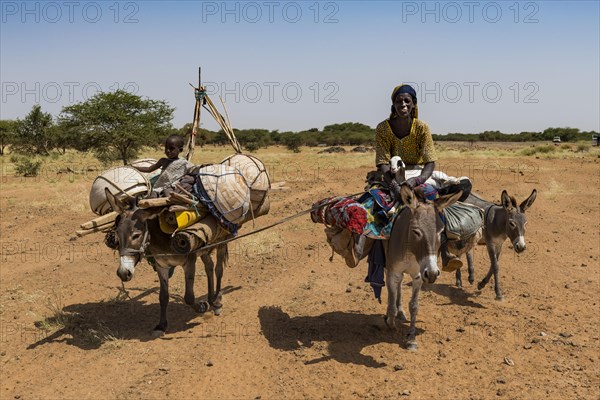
[0,120,18,155]
[11,105,55,155]
[61,90,174,164]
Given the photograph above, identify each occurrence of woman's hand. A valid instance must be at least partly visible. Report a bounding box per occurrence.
[405,176,423,189]
[389,180,402,200]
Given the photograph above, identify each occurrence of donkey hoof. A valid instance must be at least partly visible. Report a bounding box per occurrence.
[397,311,408,322]
[406,341,418,351]
[456,281,463,289]
[495,295,504,301]
[196,301,209,313]
[477,281,486,290]
[212,306,223,316]
[152,324,167,337]
[383,315,395,330]
[468,277,475,285]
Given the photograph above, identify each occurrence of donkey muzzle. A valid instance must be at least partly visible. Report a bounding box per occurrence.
[421,255,440,284]
[117,256,136,281]
[513,236,526,253]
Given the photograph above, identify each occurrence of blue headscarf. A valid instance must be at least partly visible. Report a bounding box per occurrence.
[390,84,418,119]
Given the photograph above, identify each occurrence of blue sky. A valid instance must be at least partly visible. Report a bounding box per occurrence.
[1,0,599,134]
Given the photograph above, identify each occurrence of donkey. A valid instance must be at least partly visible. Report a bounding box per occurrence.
[105,189,228,336]
[383,185,462,350]
[449,189,537,300]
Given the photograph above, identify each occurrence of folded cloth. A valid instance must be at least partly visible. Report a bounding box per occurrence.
[365,240,386,302]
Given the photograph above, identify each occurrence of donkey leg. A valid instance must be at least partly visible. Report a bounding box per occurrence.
[211,245,228,315]
[477,243,495,290]
[154,267,170,336]
[455,268,463,288]
[407,274,423,351]
[466,251,475,285]
[201,252,217,309]
[396,273,407,322]
[183,254,197,306]
[491,245,504,300]
[384,268,400,330]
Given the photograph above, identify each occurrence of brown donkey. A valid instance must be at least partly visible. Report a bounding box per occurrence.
[384,185,462,350]
[449,189,537,299]
[106,189,228,336]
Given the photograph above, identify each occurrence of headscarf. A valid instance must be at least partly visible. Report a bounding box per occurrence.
[390,84,418,119]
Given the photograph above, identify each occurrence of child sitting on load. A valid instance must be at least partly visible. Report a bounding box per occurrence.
[133,134,192,197]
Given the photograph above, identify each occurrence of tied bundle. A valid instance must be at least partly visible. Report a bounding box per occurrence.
[310,197,368,234]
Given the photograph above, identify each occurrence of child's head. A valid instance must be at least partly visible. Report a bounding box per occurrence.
[164,134,185,159]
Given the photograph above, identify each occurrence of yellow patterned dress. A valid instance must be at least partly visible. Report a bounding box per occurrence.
[374,118,437,166]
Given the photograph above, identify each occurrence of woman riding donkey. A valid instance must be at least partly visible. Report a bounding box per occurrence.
[374,84,468,271]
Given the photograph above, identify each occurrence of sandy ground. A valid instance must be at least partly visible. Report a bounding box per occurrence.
[1,145,599,399]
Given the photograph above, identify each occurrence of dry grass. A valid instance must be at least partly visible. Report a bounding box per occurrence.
[33,293,126,349]
[543,179,567,201]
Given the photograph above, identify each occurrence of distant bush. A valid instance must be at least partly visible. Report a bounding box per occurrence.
[13,156,42,176]
[244,142,261,152]
[576,143,590,152]
[520,145,556,156]
[559,143,572,150]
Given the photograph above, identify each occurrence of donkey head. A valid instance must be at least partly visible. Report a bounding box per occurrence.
[105,189,160,282]
[399,185,463,284]
[500,189,537,253]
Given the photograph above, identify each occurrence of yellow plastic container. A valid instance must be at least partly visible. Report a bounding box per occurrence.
[159,210,202,234]
[175,211,201,230]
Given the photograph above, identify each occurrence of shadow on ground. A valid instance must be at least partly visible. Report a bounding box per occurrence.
[426,282,486,308]
[258,306,424,368]
[28,285,241,350]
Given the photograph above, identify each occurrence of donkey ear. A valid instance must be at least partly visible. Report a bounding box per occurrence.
[400,184,418,209]
[500,190,513,211]
[105,188,126,214]
[520,189,537,212]
[434,190,462,211]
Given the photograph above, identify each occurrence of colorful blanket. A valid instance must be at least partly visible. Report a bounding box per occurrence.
[311,184,440,240]
[310,197,367,234]
[358,189,402,239]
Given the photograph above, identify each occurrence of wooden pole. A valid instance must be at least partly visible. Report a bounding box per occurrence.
[185,67,202,162]
[80,211,118,229]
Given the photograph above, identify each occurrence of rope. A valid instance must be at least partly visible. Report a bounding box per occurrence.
[190,191,366,253]
[119,281,133,301]
[195,88,207,102]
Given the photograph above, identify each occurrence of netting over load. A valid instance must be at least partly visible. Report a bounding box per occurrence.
[220,154,270,211]
[89,166,150,215]
[196,164,251,225]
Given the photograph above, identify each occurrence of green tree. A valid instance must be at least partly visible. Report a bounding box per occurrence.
[11,105,54,155]
[0,120,18,155]
[61,90,174,164]
[281,133,302,153]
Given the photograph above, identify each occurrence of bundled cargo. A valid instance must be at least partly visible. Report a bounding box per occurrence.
[195,164,251,225]
[89,166,151,216]
[220,153,270,215]
[310,196,368,234]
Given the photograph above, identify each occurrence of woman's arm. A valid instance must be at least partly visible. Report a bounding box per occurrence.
[374,122,391,168]
[420,161,435,181]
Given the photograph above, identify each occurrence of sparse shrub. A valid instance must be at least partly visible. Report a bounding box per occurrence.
[559,143,572,150]
[576,143,590,152]
[14,155,42,176]
[520,145,556,156]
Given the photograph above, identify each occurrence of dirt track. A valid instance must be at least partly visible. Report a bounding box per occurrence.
[1,145,599,399]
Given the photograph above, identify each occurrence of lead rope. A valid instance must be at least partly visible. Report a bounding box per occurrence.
[191,191,366,253]
[143,191,367,258]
